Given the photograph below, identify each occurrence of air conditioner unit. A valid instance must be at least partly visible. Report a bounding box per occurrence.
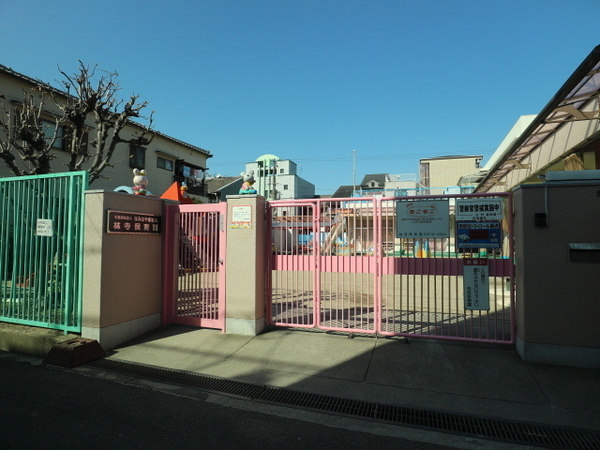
[545,170,600,182]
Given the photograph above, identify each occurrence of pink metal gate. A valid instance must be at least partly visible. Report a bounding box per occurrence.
[163,203,227,330]
[267,193,515,343]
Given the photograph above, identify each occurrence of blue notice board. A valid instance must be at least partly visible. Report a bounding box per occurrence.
[456,221,502,249]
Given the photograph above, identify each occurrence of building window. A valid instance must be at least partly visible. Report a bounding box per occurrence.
[10,108,67,151]
[419,163,430,187]
[41,119,64,150]
[129,145,146,168]
[61,127,89,154]
[157,156,174,171]
[280,168,284,174]
[283,184,288,190]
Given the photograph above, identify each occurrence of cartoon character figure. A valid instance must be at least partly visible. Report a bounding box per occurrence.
[132,168,149,195]
[239,170,257,194]
[180,181,189,199]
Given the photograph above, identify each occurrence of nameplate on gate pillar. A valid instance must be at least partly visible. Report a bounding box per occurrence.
[106,210,161,235]
[231,205,252,229]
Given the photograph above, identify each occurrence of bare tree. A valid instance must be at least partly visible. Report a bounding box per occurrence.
[0,88,60,176]
[0,61,154,184]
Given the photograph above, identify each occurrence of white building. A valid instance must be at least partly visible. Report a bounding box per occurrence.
[245,154,315,200]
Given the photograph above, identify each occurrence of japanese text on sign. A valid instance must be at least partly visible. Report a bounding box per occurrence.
[35,219,53,237]
[106,210,161,235]
[456,221,502,249]
[464,258,489,310]
[231,205,252,229]
[396,200,450,238]
[455,198,503,220]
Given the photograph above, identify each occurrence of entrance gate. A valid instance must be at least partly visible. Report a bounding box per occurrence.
[0,172,87,333]
[267,193,514,343]
[163,203,227,330]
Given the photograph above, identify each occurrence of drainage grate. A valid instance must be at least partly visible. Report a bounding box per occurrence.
[89,358,600,449]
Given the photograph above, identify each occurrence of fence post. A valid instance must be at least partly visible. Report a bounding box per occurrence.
[224,195,266,335]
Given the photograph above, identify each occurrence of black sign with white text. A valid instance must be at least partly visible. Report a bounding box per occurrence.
[106,210,161,235]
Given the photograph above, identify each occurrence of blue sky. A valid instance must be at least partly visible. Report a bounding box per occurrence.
[1,1,599,194]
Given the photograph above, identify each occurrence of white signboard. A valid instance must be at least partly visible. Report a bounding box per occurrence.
[396,200,450,238]
[463,258,489,311]
[35,219,53,237]
[455,198,503,221]
[231,205,252,229]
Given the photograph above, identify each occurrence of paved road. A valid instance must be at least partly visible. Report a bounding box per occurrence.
[0,353,516,450]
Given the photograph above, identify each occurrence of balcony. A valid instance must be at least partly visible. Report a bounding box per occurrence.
[173,175,206,196]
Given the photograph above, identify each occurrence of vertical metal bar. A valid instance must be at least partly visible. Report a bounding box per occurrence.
[371,198,378,333]
[314,201,321,328]
[200,212,206,319]
[179,212,186,318]
[10,180,19,317]
[49,177,59,325]
[0,181,7,312]
[74,173,87,331]
[62,175,75,332]
[219,204,226,330]
[265,203,272,325]
[38,178,48,324]
[25,177,32,320]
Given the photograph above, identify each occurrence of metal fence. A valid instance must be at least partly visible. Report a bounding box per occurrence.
[267,193,514,343]
[163,203,227,330]
[0,172,87,333]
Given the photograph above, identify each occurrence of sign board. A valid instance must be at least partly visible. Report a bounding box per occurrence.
[456,221,502,249]
[106,210,161,235]
[396,200,450,238]
[36,219,53,237]
[455,198,503,221]
[464,258,489,310]
[231,205,252,229]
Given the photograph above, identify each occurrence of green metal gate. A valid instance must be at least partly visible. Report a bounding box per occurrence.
[0,172,87,333]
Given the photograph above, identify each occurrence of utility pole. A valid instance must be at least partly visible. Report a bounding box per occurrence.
[352,150,357,197]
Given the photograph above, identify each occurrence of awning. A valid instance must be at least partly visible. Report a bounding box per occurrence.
[478,45,600,193]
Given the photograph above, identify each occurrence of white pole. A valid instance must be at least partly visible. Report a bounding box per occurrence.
[352,150,357,197]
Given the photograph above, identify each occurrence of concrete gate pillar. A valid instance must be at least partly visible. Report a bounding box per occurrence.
[224,195,267,335]
[513,181,600,368]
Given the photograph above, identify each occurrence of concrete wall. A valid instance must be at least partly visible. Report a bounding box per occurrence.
[82,190,168,349]
[80,191,269,350]
[224,195,267,335]
[514,182,600,368]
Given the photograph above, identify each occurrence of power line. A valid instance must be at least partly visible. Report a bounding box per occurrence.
[211,149,496,166]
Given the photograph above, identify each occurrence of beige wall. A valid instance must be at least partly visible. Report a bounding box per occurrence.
[82,190,168,348]
[514,182,600,368]
[224,195,266,334]
[421,156,481,191]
